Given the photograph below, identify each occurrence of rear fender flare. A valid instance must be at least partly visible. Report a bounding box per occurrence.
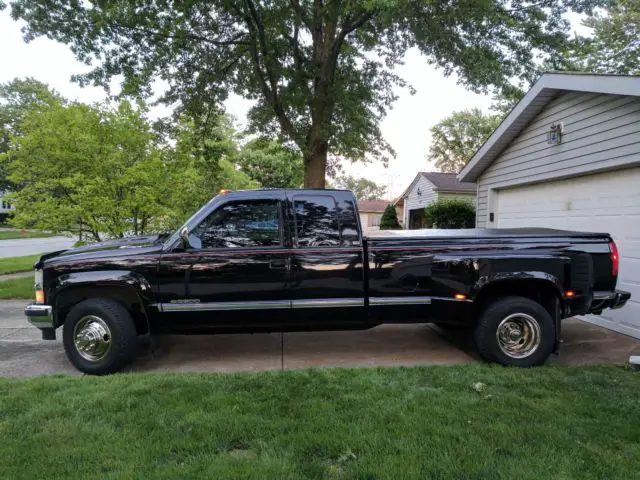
[473,271,564,299]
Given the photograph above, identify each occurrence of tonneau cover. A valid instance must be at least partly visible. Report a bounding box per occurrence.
[366,228,610,241]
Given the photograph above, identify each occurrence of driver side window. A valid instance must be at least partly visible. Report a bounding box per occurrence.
[193,200,282,249]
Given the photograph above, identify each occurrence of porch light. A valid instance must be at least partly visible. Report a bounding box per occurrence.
[546,122,563,145]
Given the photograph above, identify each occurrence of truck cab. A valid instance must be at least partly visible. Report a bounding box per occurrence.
[155,189,366,332]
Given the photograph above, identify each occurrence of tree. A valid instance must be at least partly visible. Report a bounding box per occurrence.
[424,199,476,229]
[335,175,386,200]
[237,138,304,188]
[490,1,640,114]
[379,204,401,230]
[0,78,63,190]
[9,0,603,188]
[1,101,176,240]
[574,0,640,75]
[162,115,258,226]
[428,109,501,173]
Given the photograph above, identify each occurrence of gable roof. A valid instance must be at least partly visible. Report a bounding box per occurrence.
[458,72,640,183]
[357,199,390,213]
[398,172,476,201]
[422,172,476,192]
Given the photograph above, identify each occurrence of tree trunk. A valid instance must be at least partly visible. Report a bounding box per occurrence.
[303,136,328,188]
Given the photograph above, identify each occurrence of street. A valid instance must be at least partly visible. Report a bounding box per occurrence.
[0,236,75,258]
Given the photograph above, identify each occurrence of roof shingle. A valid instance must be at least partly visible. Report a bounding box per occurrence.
[421,172,476,193]
[357,199,390,213]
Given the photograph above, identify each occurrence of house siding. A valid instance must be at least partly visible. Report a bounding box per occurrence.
[477,92,640,227]
[0,191,15,214]
[404,176,437,225]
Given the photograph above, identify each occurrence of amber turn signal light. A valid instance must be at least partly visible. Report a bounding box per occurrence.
[454,294,466,300]
[35,289,45,304]
[564,290,575,298]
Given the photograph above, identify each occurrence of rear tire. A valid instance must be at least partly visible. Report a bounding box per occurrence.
[474,296,555,367]
[63,298,137,375]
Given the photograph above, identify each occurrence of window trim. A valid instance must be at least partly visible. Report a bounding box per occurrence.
[291,194,342,249]
[185,199,285,252]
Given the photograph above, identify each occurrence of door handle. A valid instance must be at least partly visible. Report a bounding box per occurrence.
[269,259,288,270]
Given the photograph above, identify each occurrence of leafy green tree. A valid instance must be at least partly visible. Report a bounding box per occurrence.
[0,78,63,190]
[9,0,603,187]
[161,115,258,227]
[428,109,501,173]
[1,101,175,240]
[574,0,640,74]
[490,1,640,114]
[237,138,304,188]
[424,199,476,229]
[379,204,401,230]
[335,175,387,201]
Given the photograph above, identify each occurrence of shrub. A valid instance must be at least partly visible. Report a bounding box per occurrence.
[380,204,401,230]
[424,199,475,229]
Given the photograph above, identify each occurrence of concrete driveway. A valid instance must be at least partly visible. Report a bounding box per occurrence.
[1,299,639,377]
[0,236,75,258]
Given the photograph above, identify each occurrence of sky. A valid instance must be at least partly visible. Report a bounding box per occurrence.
[0,10,586,198]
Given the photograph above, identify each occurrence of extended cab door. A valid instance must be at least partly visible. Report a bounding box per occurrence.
[156,191,291,330]
[288,192,367,327]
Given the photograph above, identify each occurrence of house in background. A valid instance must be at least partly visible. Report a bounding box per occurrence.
[0,190,15,221]
[458,72,640,339]
[398,172,476,229]
[357,199,390,231]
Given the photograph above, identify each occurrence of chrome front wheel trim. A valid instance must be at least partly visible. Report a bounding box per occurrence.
[496,313,541,359]
[73,315,112,362]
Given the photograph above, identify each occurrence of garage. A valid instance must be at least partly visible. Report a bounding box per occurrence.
[495,168,640,337]
[458,72,640,339]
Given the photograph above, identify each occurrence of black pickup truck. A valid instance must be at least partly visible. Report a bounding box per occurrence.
[25,188,630,374]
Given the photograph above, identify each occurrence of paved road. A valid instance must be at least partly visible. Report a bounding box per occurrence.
[0,236,75,258]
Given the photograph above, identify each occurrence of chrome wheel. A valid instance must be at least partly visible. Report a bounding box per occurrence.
[73,315,112,362]
[496,313,541,359]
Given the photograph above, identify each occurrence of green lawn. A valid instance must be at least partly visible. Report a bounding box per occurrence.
[1,366,639,479]
[0,275,33,299]
[0,229,56,240]
[0,254,40,275]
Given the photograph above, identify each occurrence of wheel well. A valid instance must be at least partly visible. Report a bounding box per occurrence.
[55,284,149,334]
[473,280,561,322]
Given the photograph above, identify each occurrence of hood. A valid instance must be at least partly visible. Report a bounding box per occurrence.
[69,234,168,253]
[37,233,169,267]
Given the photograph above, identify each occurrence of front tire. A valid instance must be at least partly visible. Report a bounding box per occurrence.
[474,296,555,367]
[63,298,137,375]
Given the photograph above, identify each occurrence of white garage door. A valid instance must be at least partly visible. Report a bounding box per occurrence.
[495,167,640,338]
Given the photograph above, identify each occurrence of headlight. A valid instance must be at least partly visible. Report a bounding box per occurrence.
[34,269,44,304]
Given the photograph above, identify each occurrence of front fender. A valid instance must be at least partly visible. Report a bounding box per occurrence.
[49,270,154,331]
[52,270,153,306]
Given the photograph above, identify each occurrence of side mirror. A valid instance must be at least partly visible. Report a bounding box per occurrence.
[179,227,202,250]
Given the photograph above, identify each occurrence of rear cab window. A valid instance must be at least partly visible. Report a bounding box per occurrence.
[292,194,361,248]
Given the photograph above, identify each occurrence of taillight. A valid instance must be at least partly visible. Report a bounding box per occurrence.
[610,240,619,277]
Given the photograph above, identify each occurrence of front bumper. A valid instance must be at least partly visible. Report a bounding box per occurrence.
[24,304,54,329]
[590,290,631,313]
